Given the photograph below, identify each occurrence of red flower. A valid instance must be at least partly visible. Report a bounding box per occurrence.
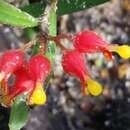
[74,31,108,53]
[62,50,88,82]
[62,50,102,96]
[0,50,24,97]
[1,54,51,106]
[1,67,34,106]
[73,31,130,59]
[9,67,34,99]
[0,50,24,82]
[28,54,51,82]
[28,54,51,105]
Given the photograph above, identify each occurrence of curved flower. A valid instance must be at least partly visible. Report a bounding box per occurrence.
[73,31,130,59]
[62,50,103,96]
[1,54,51,106]
[28,54,51,105]
[1,67,34,106]
[0,50,24,96]
[0,50,24,82]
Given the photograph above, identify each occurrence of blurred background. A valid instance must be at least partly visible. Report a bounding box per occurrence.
[1,0,130,130]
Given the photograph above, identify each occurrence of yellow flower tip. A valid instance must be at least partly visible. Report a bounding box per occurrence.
[87,79,103,96]
[30,81,46,105]
[111,45,130,59]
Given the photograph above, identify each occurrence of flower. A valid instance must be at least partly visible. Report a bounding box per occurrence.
[28,54,51,82]
[1,67,34,106]
[0,54,51,106]
[0,50,24,82]
[28,54,51,105]
[62,50,103,96]
[0,50,24,98]
[73,31,130,59]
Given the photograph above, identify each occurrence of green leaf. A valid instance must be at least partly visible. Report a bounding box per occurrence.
[9,95,29,130]
[57,0,110,15]
[21,2,46,17]
[21,0,110,17]
[0,0,38,27]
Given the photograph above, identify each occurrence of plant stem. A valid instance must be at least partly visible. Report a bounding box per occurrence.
[45,0,57,68]
[44,0,57,88]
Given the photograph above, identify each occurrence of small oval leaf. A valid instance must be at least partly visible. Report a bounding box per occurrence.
[0,0,38,27]
[9,95,29,130]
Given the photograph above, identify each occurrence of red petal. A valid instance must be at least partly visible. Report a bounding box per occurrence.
[28,54,51,81]
[74,31,108,53]
[0,50,24,80]
[62,50,89,82]
[9,67,34,99]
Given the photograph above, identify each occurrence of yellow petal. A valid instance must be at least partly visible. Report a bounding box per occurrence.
[116,45,130,59]
[87,79,103,96]
[109,45,130,59]
[30,81,46,105]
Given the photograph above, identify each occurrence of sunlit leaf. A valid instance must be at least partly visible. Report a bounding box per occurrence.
[0,0,38,27]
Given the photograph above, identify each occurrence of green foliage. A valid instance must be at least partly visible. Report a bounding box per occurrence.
[0,0,38,27]
[57,0,110,15]
[9,95,29,130]
[21,2,46,17]
[22,0,110,17]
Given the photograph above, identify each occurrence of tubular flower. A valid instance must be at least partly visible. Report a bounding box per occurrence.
[0,50,24,82]
[0,54,51,106]
[0,50,24,96]
[28,54,51,105]
[73,31,130,59]
[1,67,35,106]
[62,50,103,96]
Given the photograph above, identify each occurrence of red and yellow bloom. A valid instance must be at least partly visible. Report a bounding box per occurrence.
[0,51,51,107]
[73,31,130,59]
[62,50,103,96]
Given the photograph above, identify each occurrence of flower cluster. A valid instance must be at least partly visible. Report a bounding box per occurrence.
[62,31,130,96]
[0,30,130,107]
[0,50,50,106]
